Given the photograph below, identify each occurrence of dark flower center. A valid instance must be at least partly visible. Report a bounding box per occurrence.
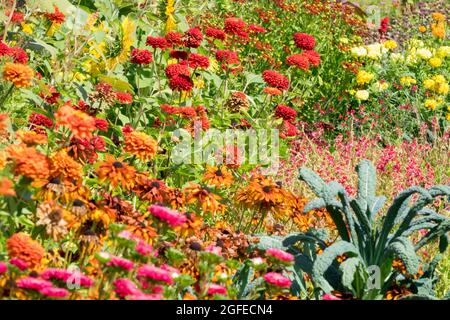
[49,210,62,222]
[83,229,96,236]
[262,186,272,193]
[151,181,161,189]
[112,161,123,168]
[49,177,61,184]
[73,199,84,207]
[189,242,202,251]
[215,169,223,177]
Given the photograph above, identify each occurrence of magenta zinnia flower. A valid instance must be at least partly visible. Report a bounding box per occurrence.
[148,205,187,227]
[113,278,141,298]
[266,248,294,262]
[39,286,69,298]
[137,265,174,285]
[17,277,53,291]
[264,272,292,288]
[207,283,227,296]
[10,258,29,271]
[107,256,134,271]
[322,293,342,300]
[0,262,7,274]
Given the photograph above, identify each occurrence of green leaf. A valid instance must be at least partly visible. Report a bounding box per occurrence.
[387,237,419,275]
[312,241,359,293]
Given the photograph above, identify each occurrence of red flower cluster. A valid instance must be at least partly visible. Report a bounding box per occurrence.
[183,28,203,48]
[44,5,66,24]
[224,17,248,39]
[165,32,183,46]
[130,48,153,65]
[293,33,316,50]
[205,27,226,41]
[0,42,29,63]
[262,70,289,91]
[170,50,188,60]
[165,63,193,92]
[379,17,389,34]
[146,36,170,50]
[286,53,310,70]
[116,92,133,104]
[216,50,239,65]
[275,104,297,122]
[188,53,210,69]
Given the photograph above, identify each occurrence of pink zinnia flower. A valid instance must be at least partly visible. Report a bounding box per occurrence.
[10,258,29,271]
[135,240,154,257]
[266,248,294,262]
[0,262,7,274]
[113,278,141,298]
[205,244,222,256]
[148,205,187,227]
[17,277,53,291]
[129,293,162,300]
[264,272,292,288]
[137,265,173,285]
[107,256,135,271]
[41,268,94,288]
[160,264,180,277]
[39,286,69,298]
[207,283,227,296]
[322,294,342,300]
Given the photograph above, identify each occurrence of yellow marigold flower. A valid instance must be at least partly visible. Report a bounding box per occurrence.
[433,75,446,84]
[436,46,450,58]
[355,90,369,101]
[2,62,34,87]
[437,82,449,95]
[432,12,446,22]
[356,70,374,85]
[418,25,427,33]
[400,76,416,86]
[193,76,205,89]
[429,57,442,68]
[124,131,158,161]
[21,23,33,34]
[423,79,435,90]
[383,40,397,50]
[424,98,439,110]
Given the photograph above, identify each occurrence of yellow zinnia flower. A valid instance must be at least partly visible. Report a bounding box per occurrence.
[429,57,442,68]
[356,70,374,85]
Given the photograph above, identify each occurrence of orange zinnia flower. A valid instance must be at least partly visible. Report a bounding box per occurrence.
[6,232,45,269]
[6,144,50,185]
[96,155,136,190]
[2,62,34,87]
[16,129,47,145]
[50,149,83,182]
[0,177,15,196]
[55,104,96,140]
[123,131,158,161]
[203,165,234,187]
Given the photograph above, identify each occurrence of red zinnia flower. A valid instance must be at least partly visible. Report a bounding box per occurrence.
[188,53,210,69]
[262,70,289,91]
[379,17,389,34]
[116,92,133,104]
[44,5,66,24]
[275,104,297,122]
[302,50,321,67]
[8,47,28,64]
[215,50,239,65]
[130,48,153,65]
[7,11,25,24]
[224,17,248,39]
[94,118,108,131]
[293,33,316,50]
[205,27,226,41]
[169,50,189,60]
[165,63,190,78]
[286,53,310,71]
[165,32,183,46]
[0,42,10,56]
[183,28,203,48]
[146,36,170,50]
[169,75,193,92]
[248,24,266,33]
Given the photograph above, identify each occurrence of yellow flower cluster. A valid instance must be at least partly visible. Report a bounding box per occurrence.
[423,75,449,95]
[400,76,416,87]
[356,70,374,85]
